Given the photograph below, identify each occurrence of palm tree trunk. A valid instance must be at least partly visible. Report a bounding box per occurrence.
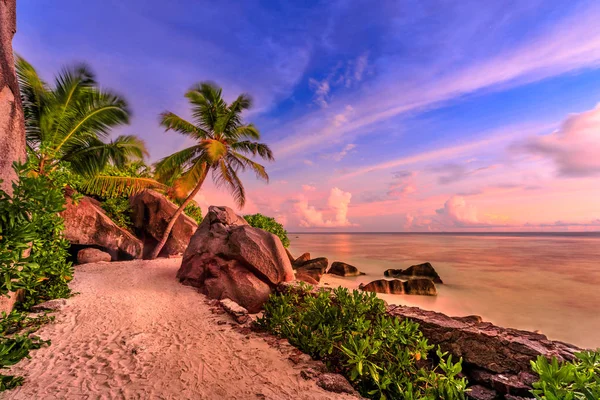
[149,168,208,259]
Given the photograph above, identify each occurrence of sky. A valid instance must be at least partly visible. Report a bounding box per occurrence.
[14,0,600,232]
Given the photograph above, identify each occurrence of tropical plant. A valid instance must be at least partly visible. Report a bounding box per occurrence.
[16,56,163,197]
[531,350,600,400]
[257,285,467,399]
[151,82,274,258]
[0,162,74,308]
[183,202,203,224]
[244,213,289,247]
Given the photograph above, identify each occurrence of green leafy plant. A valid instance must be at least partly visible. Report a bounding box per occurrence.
[257,285,467,399]
[243,213,289,247]
[100,197,133,230]
[183,202,203,224]
[531,350,600,400]
[0,162,74,309]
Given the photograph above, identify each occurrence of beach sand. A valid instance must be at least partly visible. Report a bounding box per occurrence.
[5,259,355,400]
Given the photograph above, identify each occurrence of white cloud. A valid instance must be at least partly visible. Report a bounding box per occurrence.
[295,187,357,227]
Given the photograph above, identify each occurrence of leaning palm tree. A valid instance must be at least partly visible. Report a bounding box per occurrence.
[16,56,165,196]
[150,82,274,259]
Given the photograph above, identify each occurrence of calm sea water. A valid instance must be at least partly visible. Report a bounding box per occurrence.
[288,233,600,349]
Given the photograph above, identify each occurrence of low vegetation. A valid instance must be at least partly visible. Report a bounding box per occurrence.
[257,285,467,399]
[0,163,75,390]
[531,350,600,400]
[244,213,289,247]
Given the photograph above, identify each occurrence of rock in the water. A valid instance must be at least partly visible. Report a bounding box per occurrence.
[130,190,198,258]
[77,248,112,264]
[295,257,328,283]
[61,195,143,260]
[316,373,357,395]
[292,252,311,268]
[384,262,443,283]
[219,299,249,324]
[404,278,437,295]
[360,278,437,296]
[177,206,294,313]
[360,279,405,294]
[295,273,319,286]
[328,261,364,277]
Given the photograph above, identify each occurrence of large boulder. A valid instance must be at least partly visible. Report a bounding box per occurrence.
[360,278,437,296]
[61,195,143,260]
[130,190,198,258]
[384,262,443,284]
[295,257,328,283]
[177,206,294,313]
[387,305,581,398]
[328,261,365,277]
[0,0,25,196]
[77,248,112,264]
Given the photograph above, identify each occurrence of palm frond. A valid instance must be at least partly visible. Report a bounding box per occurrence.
[80,175,168,198]
[231,140,273,160]
[160,111,209,139]
[186,82,225,132]
[200,139,227,163]
[154,145,202,181]
[229,151,269,182]
[212,159,246,208]
[16,56,48,148]
[216,94,252,135]
[172,160,207,198]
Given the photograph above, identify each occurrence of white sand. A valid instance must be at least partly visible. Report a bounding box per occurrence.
[5,259,355,399]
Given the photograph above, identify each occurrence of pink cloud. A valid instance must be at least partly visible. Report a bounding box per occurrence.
[519,104,600,177]
[295,187,357,228]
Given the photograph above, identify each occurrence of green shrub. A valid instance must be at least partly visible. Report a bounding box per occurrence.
[531,350,600,400]
[257,285,467,399]
[0,163,74,309]
[243,213,289,247]
[184,202,203,224]
[101,197,133,230]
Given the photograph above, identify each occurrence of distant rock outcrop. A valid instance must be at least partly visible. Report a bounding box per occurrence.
[130,190,198,258]
[327,261,365,277]
[295,257,328,283]
[360,278,437,296]
[177,206,294,313]
[384,262,443,283]
[61,195,143,260]
[77,248,112,264]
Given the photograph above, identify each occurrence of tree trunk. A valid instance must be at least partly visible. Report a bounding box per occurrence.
[149,167,208,259]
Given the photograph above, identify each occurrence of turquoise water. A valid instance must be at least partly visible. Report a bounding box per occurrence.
[288,233,600,349]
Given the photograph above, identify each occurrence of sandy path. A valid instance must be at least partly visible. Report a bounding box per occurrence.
[5,259,354,400]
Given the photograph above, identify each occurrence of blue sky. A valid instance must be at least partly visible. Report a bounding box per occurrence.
[14,0,600,231]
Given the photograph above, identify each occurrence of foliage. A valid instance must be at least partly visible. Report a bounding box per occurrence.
[531,350,600,400]
[0,311,52,391]
[183,202,203,224]
[100,197,133,230]
[0,162,74,309]
[16,56,161,198]
[243,213,289,247]
[257,285,467,399]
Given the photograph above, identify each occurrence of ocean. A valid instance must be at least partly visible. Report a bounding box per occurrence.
[288,232,600,349]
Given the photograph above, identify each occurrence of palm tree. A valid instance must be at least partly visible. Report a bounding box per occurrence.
[151,82,274,259]
[16,56,165,196]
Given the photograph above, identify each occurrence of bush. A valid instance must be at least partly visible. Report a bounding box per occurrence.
[257,285,467,399]
[531,350,600,399]
[101,197,133,230]
[243,213,289,247]
[0,163,74,309]
[183,202,203,224]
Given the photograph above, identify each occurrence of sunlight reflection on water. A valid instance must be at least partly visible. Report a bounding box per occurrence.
[289,233,600,349]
